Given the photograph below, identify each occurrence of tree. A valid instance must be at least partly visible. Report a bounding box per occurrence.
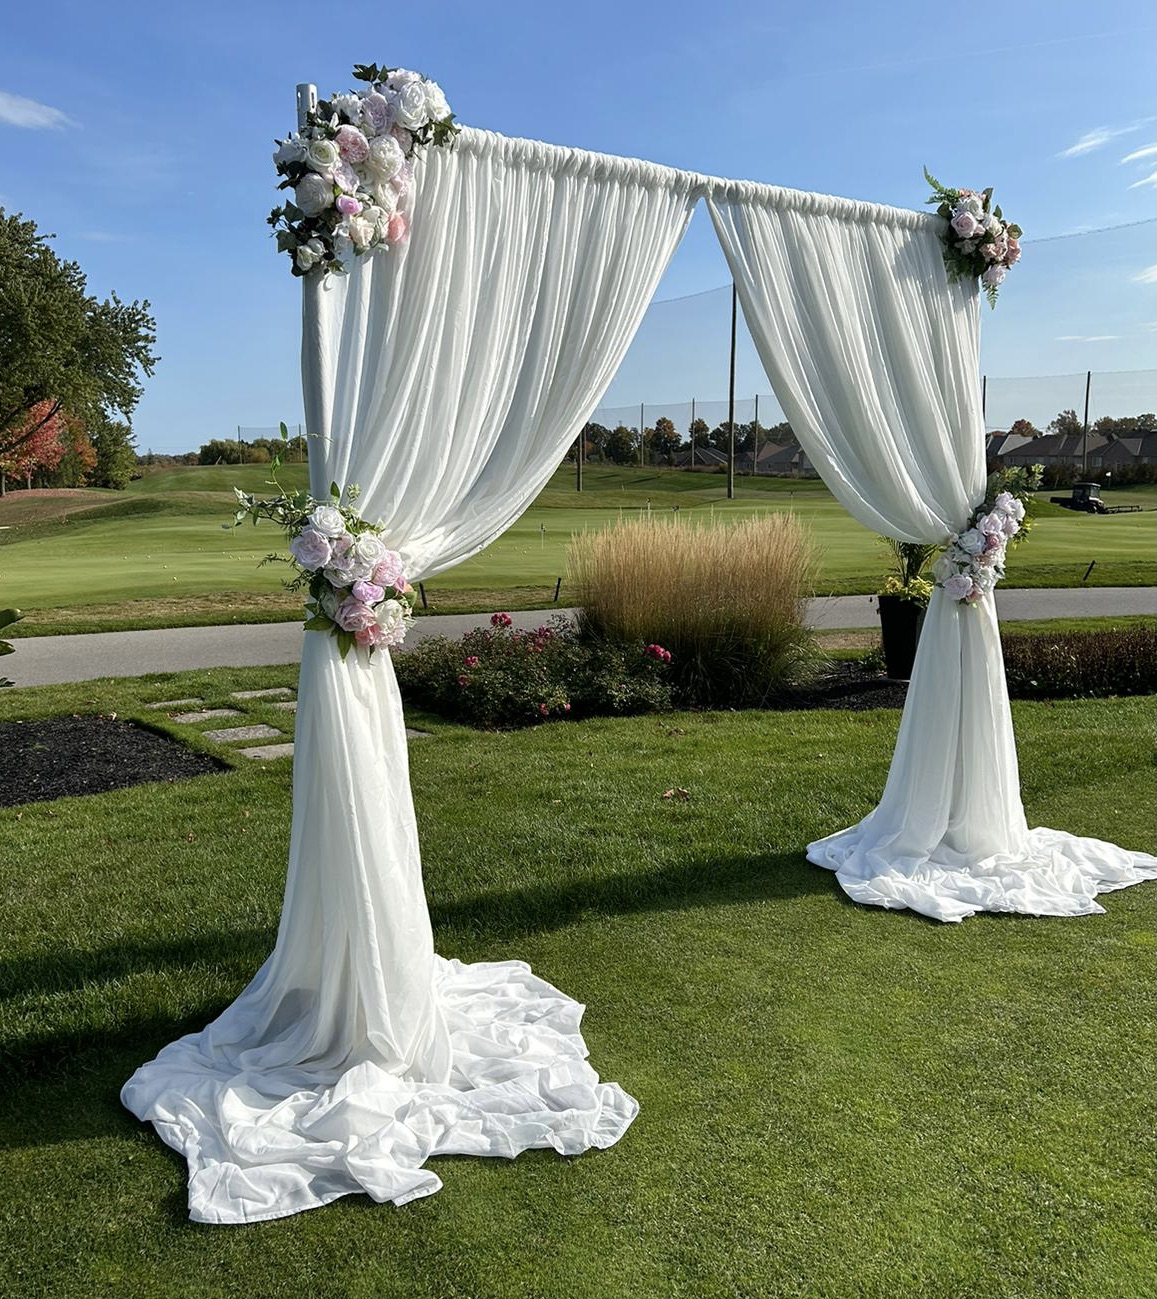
[90,414,138,489]
[763,420,796,447]
[603,424,636,465]
[0,400,68,491]
[1047,409,1082,438]
[687,417,708,445]
[1006,418,1041,439]
[1092,412,1157,435]
[646,416,681,461]
[0,211,157,464]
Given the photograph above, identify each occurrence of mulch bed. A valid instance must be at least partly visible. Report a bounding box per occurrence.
[0,716,226,808]
[771,662,910,711]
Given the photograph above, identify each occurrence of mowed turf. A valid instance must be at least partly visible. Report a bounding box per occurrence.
[0,465,1153,631]
[0,667,1153,1299]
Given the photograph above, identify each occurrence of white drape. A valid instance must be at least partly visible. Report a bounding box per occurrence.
[707,190,1156,921]
[123,128,699,1224]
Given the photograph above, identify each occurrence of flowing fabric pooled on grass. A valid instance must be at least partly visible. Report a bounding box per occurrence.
[123,127,699,1223]
[707,189,1157,921]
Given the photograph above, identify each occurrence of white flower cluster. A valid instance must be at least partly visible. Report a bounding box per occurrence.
[270,67,456,276]
[933,491,1026,604]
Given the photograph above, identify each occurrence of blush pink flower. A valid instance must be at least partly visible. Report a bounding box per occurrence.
[335,194,362,216]
[463,655,480,668]
[351,579,384,604]
[951,211,982,239]
[371,550,405,590]
[491,612,513,629]
[942,572,974,601]
[355,624,384,648]
[335,597,377,633]
[386,212,409,244]
[334,124,370,165]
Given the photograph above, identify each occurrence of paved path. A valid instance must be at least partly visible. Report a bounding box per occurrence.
[7,588,1155,688]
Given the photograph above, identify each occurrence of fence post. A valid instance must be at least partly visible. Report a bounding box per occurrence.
[726,283,737,499]
[1082,370,1092,476]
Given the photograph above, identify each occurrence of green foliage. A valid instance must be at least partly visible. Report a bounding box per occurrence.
[394,616,673,727]
[603,424,637,466]
[877,538,939,605]
[0,210,157,461]
[1003,625,1157,699]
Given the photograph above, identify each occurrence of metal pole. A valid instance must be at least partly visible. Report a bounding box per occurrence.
[640,401,645,467]
[726,283,737,499]
[1082,370,1091,476]
[981,374,987,422]
[237,424,242,462]
[690,397,695,469]
[576,430,583,493]
[296,83,317,132]
[753,393,759,476]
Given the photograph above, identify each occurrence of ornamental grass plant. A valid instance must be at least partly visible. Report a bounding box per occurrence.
[569,513,819,708]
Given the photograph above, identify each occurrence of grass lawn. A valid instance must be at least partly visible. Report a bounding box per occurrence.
[0,667,1153,1299]
[1,465,1153,634]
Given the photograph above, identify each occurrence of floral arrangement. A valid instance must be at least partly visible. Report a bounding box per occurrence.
[232,460,414,658]
[933,466,1043,604]
[270,62,458,277]
[924,169,1022,306]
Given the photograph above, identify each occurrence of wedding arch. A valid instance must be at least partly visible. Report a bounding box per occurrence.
[121,76,1156,1225]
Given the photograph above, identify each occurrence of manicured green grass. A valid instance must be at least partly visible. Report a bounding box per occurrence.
[1,466,1153,634]
[0,669,1153,1299]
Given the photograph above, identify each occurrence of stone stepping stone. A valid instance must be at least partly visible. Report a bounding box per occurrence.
[203,723,284,744]
[147,697,203,710]
[406,728,432,739]
[231,688,296,700]
[238,742,296,760]
[173,708,243,724]
[273,700,298,712]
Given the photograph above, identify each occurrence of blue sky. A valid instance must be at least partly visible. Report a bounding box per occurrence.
[1,0,1154,451]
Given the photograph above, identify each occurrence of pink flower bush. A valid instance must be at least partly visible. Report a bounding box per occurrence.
[644,643,673,663]
[491,612,514,629]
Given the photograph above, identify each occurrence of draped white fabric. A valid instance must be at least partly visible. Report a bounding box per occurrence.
[122,128,698,1224]
[707,192,1157,921]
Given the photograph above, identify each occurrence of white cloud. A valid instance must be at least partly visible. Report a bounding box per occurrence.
[77,231,130,243]
[1058,123,1142,157]
[1127,169,1157,189]
[1134,265,1157,284]
[1120,144,1157,163]
[1055,334,1120,342]
[0,90,73,129]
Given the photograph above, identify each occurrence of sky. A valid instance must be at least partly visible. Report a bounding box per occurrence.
[1,0,1154,452]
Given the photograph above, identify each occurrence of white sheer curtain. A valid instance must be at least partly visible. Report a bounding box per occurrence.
[122,128,699,1224]
[707,187,1156,922]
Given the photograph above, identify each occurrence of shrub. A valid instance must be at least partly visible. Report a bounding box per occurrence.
[394,615,672,728]
[1002,626,1157,699]
[568,514,818,708]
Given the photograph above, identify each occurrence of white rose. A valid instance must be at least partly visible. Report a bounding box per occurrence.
[423,80,450,121]
[386,68,421,89]
[963,194,984,217]
[957,527,986,556]
[372,183,398,216]
[395,80,429,129]
[318,586,340,618]
[347,214,376,249]
[295,244,321,272]
[305,137,340,175]
[931,553,956,583]
[294,173,333,217]
[330,92,363,123]
[374,598,408,646]
[368,134,404,181]
[350,533,387,568]
[309,504,347,537]
[273,134,306,167]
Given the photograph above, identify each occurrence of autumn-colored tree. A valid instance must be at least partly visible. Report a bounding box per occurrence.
[0,400,68,492]
[1006,418,1042,438]
[646,416,682,461]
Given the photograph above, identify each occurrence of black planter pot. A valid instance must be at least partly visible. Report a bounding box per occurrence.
[877,594,926,680]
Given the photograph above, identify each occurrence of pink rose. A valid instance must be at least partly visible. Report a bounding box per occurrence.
[361,92,396,136]
[332,161,360,194]
[355,624,384,648]
[538,704,550,716]
[391,125,413,153]
[289,527,333,570]
[562,702,571,712]
[335,597,377,633]
[981,265,1007,288]
[951,212,981,239]
[491,612,513,629]
[335,194,362,216]
[984,529,1004,553]
[977,511,1005,537]
[981,242,1001,262]
[386,213,409,245]
[457,674,470,687]
[463,655,480,668]
[371,550,405,590]
[352,579,384,604]
[942,572,974,601]
[334,125,370,165]
[1005,238,1021,265]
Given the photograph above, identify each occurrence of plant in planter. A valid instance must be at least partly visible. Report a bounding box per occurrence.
[876,539,937,679]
